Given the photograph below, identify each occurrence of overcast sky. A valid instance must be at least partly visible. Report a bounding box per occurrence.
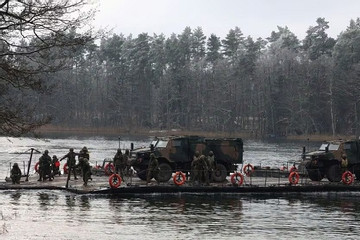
[93,0,360,40]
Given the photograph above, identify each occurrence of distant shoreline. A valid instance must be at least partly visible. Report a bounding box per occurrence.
[31,125,355,142]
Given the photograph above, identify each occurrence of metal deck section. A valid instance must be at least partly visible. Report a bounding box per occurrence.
[2,170,360,196]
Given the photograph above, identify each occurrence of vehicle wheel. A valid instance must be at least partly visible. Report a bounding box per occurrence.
[213,163,227,182]
[156,163,172,182]
[306,168,324,181]
[326,164,342,182]
[137,169,147,181]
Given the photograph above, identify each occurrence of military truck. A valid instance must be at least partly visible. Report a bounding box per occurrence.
[303,139,360,182]
[130,136,244,182]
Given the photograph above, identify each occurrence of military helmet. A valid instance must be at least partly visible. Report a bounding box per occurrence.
[70,148,74,152]
[150,153,155,158]
[82,146,88,151]
[117,148,122,153]
[52,155,57,158]
[195,151,200,157]
[13,163,18,167]
[342,154,347,159]
[44,150,49,154]
[209,151,214,156]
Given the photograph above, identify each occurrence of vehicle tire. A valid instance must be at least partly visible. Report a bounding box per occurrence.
[213,163,227,182]
[137,168,147,181]
[326,164,342,182]
[307,168,324,181]
[156,163,172,182]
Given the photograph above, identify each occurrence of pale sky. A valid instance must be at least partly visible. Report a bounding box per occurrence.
[93,0,360,40]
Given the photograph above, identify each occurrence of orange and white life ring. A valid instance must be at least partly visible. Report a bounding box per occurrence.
[173,171,186,186]
[104,163,115,176]
[230,172,244,186]
[63,163,68,174]
[243,164,254,176]
[342,171,354,185]
[34,162,40,173]
[109,174,122,188]
[288,171,300,185]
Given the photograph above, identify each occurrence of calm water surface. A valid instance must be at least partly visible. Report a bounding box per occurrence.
[0,136,359,240]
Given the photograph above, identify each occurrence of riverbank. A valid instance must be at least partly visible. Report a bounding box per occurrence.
[33,124,355,142]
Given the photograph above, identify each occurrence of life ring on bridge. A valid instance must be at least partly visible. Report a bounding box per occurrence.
[288,171,300,185]
[230,172,244,186]
[173,171,186,186]
[289,166,297,173]
[34,162,40,173]
[243,164,254,176]
[342,171,354,185]
[109,174,122,188]
[63,163,68,174]
[104,163,115,176]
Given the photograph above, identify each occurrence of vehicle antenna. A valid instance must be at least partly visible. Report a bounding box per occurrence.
[118,137,121,149]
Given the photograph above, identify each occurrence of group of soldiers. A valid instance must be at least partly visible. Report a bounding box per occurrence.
[10,147,217,186]
[190,151,216,185]
[113,148,130,179]
[24,146,92,186]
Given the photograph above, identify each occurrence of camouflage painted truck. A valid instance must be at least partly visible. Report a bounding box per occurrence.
[303,139,360,182]
[130,136,244,182]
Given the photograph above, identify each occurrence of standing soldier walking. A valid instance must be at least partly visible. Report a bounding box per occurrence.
[147,153,159,185]
[59,148,78,180]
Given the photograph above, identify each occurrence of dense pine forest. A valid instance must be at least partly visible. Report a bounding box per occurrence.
[3,6,360,137]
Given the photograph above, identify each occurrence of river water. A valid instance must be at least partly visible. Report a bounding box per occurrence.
[0,136,359,239]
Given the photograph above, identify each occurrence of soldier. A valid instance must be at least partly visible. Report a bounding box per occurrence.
[59,148,78,180]
[82,158,92,186]
[147,153,159,185]
[124,149,131,177]
[52,155,61,176]
[341,154,348,173]
[78,146,89,176]
[113,149,125,177]
[38,150,52,181]
[197,155,209,185]
[191,151,200,183]
[207,151,216,182]
[10,163,22,184]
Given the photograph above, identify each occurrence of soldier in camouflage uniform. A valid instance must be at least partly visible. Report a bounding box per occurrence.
[38,150,52,181]
[78,146,89,177]
[82,158,92,186]
[198,155,209,185]
[10,163,22,184]
[113,149,126,178]
[147,153,159,184]
[59,148,78,180]
[207,151,216,183]
[191,151,200,183]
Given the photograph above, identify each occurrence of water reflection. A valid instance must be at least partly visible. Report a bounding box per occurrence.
[79,195,90,211]
[65,195,76,209]
[10,191,21,202]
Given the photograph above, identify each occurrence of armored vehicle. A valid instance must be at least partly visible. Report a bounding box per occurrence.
[303,139,360,182]
[130,136,243,182]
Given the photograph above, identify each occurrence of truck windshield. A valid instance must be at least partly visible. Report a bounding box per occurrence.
[156,140,168,148]
[319,143,340,151]
[151,140,158,147]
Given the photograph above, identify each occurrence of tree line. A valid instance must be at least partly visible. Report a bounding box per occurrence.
[2,3,360,138]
